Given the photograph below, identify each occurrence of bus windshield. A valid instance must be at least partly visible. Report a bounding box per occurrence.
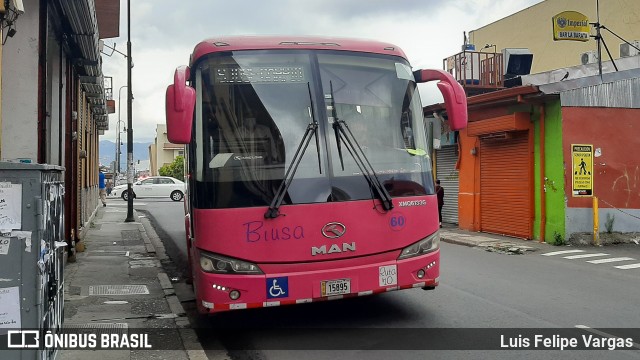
[192,50,433,209]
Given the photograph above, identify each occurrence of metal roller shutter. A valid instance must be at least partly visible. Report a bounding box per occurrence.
[436,145,459,224]
[480,132,532,239]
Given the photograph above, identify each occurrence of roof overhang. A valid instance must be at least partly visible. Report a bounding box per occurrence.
[424,85,545,114]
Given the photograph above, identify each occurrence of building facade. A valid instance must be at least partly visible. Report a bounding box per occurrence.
[429,68,640,243]
[427,0,640,243]
[149,123,184,176]
[469,0,640,73]
[0,0,118,251]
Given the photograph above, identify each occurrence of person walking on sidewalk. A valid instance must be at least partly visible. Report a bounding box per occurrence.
[99,170,107,207]
[435,179,444,227]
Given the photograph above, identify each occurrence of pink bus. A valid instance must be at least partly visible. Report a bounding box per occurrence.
[165,36,467,314]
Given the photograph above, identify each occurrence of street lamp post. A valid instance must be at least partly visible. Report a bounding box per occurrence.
[116,86,127,174]
[125,0,135,222]
[115,120,125,179]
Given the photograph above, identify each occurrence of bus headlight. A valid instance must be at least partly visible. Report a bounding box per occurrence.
[199,252,263,274]
[397,231,440,260]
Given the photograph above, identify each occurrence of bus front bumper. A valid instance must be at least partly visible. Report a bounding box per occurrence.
[193,250,439,313]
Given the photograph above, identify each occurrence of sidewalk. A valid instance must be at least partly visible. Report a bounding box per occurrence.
[58,205,207,360]
[439,224,550,254]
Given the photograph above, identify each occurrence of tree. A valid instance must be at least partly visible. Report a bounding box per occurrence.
[159,155,184,181]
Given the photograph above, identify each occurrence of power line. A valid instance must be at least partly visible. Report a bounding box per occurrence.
[598,198,640,221]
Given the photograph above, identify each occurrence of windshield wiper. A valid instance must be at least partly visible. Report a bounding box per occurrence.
[327,81,394,211]
[265,83,321,219]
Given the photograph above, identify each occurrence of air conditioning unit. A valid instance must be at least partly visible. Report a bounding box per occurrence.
[620,41,640,58]
[580,51,599,65]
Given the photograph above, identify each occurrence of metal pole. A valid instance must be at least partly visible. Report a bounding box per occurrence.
[117,85,127,175]
[596,0,603,80]
[593,196,600,246]
[125,0,135,222]
[115,119,119,174]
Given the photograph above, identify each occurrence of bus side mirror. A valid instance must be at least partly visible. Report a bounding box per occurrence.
[166,65,195,144]
[413,69,468,131]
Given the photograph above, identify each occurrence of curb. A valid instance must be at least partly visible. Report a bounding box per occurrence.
[440,235,478,248]
[440,231,545,253]
[135,210,210,360]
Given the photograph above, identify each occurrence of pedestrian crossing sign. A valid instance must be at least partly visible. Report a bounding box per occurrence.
[571,144,593,196]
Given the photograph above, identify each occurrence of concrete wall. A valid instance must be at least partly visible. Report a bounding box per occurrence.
[1,0,39,162]
[149,142,157,175]
[562,106,640,235]
[533,100,566,243]
[155,124,168,171]
[469,0,640,73]
[566,207,640,237]
[457,127,479,231]
[46,33,66,166]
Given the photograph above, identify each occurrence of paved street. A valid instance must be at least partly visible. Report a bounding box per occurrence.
[108,197,640,360]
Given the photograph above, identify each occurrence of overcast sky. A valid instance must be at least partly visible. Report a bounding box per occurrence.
[102,0,542,144]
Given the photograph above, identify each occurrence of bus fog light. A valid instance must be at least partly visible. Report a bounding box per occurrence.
[229,290,240,300]
[417,269,425,279]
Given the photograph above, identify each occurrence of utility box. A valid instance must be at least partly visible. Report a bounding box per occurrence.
[0,163,66,360]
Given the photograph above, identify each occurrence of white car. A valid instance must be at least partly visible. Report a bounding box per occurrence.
[111,176,186,201]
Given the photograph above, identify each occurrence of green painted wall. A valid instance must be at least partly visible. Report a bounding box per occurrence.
[533,100,566,243]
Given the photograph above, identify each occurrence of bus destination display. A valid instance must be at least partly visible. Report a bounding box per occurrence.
[215,66,306,83]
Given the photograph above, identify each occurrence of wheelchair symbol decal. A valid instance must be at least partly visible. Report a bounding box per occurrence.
[266,277,288,299]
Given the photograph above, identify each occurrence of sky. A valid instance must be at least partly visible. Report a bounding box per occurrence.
[102,0,543,143]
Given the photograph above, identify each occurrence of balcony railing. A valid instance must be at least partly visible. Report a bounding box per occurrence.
[443,51,504,95]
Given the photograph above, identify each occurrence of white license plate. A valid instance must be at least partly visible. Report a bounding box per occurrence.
[321,279,351,296]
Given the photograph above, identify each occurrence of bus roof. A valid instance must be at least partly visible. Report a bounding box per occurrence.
[190,35,408,65]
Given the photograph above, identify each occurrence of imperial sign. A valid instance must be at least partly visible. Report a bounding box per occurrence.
[552,11,590,42]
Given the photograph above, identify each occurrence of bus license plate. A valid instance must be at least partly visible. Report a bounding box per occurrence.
[321,279,351,296]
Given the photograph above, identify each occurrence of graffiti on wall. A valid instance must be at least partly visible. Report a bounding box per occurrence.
[611,166,640,208]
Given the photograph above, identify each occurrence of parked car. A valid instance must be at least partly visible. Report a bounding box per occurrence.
[110,176,186,201]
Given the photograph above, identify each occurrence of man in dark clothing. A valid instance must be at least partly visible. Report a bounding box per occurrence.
[435,179,444,227]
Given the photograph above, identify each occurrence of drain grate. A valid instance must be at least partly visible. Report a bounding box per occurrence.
[88,285,149,296]
[121,230,141,241]
[65,323,128,336]
[87,251,130,257]
[69,323,128,330]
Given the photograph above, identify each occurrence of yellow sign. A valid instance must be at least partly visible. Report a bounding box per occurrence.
[572,144,593,197]
[552,11,590,42]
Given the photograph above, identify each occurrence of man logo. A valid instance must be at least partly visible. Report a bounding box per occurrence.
[311,242,356,256]
[321,222,346,239]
